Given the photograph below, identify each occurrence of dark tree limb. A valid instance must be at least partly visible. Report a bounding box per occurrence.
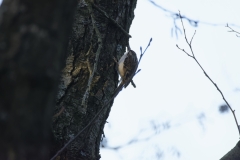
[220,141,240,160]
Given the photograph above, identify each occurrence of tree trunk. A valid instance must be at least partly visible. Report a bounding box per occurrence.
[51,0,137,159]
[220,141,240,160]
[0,0,77,159]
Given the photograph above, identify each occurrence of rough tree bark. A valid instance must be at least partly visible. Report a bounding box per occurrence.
[51,0,137,159]
[0,0,77,159]
[220,141,240,160]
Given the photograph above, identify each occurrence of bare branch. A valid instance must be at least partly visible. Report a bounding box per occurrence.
[176,12,240,136]
[176,45,193,58]
[190,30,196,45]
[150,0,240,37]
[226,23,240,37]
[138,38,152,64]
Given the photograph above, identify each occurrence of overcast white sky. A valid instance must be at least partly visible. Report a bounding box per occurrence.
[101,0,240,160]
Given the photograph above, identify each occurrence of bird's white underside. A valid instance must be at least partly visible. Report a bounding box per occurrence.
[118,52,128,78]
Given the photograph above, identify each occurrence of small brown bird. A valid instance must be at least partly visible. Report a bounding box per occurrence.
[118,50,138,88]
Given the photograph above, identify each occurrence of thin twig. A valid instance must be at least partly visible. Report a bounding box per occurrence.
[226,24,240,37]
[150,0,240,37]
[50,39,152,160]
[176,11,240,136]
[91,3,131,38]
[190,30,196,45]
[138,38,152,64]
[105,131,155,150]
